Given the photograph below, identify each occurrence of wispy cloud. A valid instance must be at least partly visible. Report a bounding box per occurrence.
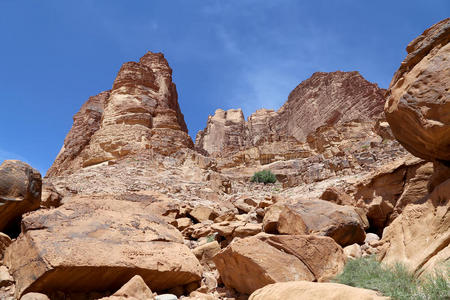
[211,14,339,117]
[0,148,45,174]
[0,148,27,164]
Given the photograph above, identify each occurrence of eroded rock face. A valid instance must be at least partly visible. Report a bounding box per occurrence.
[385,18,450,162]
[46,91,110,177]
[47,52,192,177]
[196,71,386,156]
[378,179,449,276]
[0,160,41,232]
[378,19,450,277]
[213,234,345,295]
[353,156,433,233]
[249,281,388,300]
[4,195,202,298]
[195,109,247,155]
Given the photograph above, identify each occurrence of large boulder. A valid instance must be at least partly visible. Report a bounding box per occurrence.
[213,234,345,295]
[263,199,367,246]
[0,160,41,232]
[4,195,203,298]
[249,281,388,300]
[385,18,450,162]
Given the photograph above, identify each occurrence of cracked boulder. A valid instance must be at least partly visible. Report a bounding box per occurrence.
[263,199,367,246]
[213,234,345,295]
[0,160,41,232]
[4,195,202,298]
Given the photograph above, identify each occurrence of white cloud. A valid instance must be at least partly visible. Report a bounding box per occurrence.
[216,24,242,56]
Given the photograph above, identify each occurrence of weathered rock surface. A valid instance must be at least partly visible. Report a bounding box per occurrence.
[249,281,388,300]
[213,234,345,295]
[20,293,50,300]
[19,37,448,299]
[378,177,449,276]
[99,275,154,300]
[263,199,367,246]
[385,18,450,162]
[47,52,192,177]
[40,182,62,208]
[377,18,450,278]
[4,195,203,298]
[0,266,13,287]
[343,243,363,259]
[0,233,11,260]
[353,155,432,232]
[46,91,110,177]
[0,160,41,232]
[196,71,386,156]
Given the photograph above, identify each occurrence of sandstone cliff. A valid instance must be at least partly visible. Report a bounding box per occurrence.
[196,71,386,156]
[47,52,192,177]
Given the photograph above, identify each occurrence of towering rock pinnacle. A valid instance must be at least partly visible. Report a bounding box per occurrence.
[196,71,386,156]
[47,52,193,177]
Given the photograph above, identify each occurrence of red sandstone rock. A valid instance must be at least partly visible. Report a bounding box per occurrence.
[385,18,450,162]
[249,281,388,300]
[0,160,42,232]
[4,195,203,298]
[263,199,367,246]
[47,52,192,177]
[213,234,345,295]
[196,71,386,156]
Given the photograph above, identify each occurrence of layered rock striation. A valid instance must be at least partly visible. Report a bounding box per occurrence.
[47,52,192,177]
[196,71,386,156]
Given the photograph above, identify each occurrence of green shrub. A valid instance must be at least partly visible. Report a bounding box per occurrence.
[206,233,217,243]
[334,256,449,300]
[251,170,276,184]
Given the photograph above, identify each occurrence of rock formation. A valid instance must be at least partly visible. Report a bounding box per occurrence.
[213,234,345,295]
[249,281,389,300]
[379,18,450,276]
[47,52,192,177]
[196,71,386,156]
[263,199,367,246]
[4,195,203,297]
[46,91,110,177]
[385,18,450,162]
[1,18,448,299]
[0,160,41,232]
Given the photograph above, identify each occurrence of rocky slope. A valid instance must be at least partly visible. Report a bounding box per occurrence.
[0,18,448,300]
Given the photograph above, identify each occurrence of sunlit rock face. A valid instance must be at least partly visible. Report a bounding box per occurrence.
[47,52,192,177]
[195,71,386,157]
[379,18,450,277]
[385,18,450,162]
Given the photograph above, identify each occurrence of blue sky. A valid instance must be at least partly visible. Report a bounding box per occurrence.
[0,1,448,174]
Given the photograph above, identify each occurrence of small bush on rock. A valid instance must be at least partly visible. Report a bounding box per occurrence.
[334,256,449,300]
[251,170,276,184]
